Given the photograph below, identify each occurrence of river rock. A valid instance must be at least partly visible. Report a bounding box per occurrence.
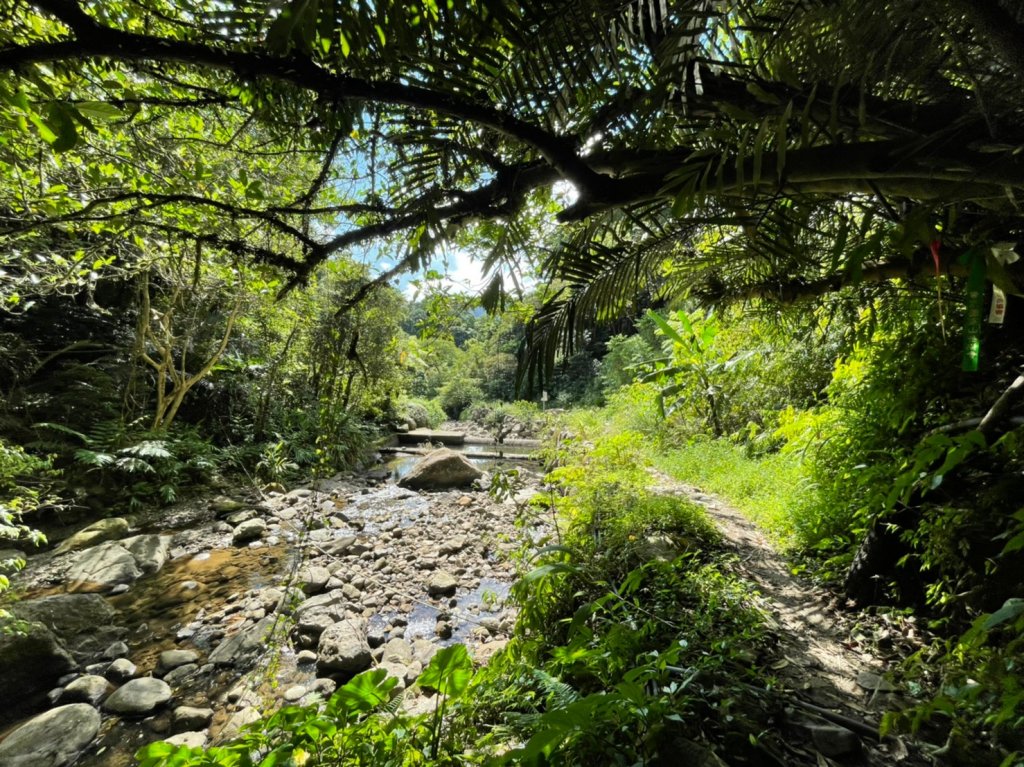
[298,565,331,595]
[171,705,214,732]
[427,570,458,597]
[156,650,199,676]
[61,674,110,705]
[14,594,125,667]
[378,660,411,692]
[103,677,172,715]
[0,703,101,767]
[220,706,261,740]
[106,658,137,683]
[381,638,414,665]
[66,542,140,592]
[163,663,199,686]
[13,593,121,660]
[65,535,171,593]
[122,534,172,574]
[0,620,76,708]
[317,618,371,674]
[322,535,357,555]
[396,449,483,490]
[438,535,469,555]
[54,517,131,555]
[101,641,130,660]
[164,732,208,748]
[232,518,266,545]
[210,496,247,515]
[209,616,276,666]
[294,591,346,622]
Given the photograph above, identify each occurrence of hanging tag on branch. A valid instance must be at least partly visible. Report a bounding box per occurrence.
[987,242,1019,326]
[989,286,1007,325]
[960,249,986,372]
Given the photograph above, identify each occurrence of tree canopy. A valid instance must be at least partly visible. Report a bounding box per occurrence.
[3,0,1024,383]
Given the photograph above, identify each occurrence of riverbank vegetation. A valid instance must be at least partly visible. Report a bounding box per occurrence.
[2,0,1024,765]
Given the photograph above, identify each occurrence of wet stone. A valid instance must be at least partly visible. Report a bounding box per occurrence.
[103,677,173,716]
[0,703,101,767]
[427,571,458,597]
[163,663,200,686]
[61,674,110,706]
[101,640,130,660]
[172,705,214,733]
[156,649,199,676]
[232,519,266,545]
[106,657,138,683]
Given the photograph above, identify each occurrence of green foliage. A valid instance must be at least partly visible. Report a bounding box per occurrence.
[39,420,218,510]
[137,646,479,767]
[255,438,300,485]
[641,309,755,438]
[599,333,655,393]
[654,438,816,548]
[479,429,768,765]
[398,398,446,430]
[0,439,52,613]
[884,595,1024,764]
[437,379,484,420]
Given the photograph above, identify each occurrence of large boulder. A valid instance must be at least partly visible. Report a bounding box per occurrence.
[66,542,139,592]
[65,536,171,592]
[0,620,76,712]
[102,677,172,716]
[317,618,371,674]
[0,703,101,767]
[54,517,131,555]
[13,593,125,662]
[121,534,171,574]
[396,449,483,490]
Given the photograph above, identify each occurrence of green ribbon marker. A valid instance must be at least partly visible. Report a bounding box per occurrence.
[960,249,987,371]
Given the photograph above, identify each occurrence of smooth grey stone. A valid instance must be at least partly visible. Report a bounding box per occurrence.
[103,677,172,715]
[0,703,101,767]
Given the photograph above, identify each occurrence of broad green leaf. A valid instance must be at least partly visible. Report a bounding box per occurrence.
[333,668,396,713]
[418,643,473,698]
[76,101,123,121]
[983,598,1024,630]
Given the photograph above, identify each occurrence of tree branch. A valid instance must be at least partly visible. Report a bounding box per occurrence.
[7,0,616,202]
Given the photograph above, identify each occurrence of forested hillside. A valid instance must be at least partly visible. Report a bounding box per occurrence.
[1,1,1024,765]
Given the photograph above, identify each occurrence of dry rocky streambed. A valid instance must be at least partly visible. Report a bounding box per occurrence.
[0,447,543,767]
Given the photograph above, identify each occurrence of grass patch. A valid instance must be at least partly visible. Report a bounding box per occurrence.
[654,438,820,550]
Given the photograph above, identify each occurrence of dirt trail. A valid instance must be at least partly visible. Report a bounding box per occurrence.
[654,475,928,766]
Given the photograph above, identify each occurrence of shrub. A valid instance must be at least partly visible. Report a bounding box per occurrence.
[438,378,484,419]
[399,397,445,428]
